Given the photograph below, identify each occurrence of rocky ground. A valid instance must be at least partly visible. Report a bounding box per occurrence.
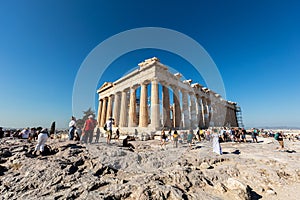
[0,135,300,200]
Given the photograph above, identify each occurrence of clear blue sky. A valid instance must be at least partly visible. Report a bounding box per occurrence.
[0,0,299,128]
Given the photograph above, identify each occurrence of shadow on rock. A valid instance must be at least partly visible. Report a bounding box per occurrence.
[231,150,241,155]
[286,150,296,153]
[0,165,8,176]
[249,186,263,200]
[94,165,118,177]
[25,145,59,158]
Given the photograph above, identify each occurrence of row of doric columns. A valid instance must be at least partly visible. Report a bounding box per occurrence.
[97,81,216,129]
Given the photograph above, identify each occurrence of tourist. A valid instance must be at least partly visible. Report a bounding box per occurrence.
[196,128,201,141]
[123,135,135,150]
[230,128,235,142]
[212,128,222,155]
[168,128,172,140]
[74,126,82,141]
[179,131,184,143]
[200,129,205,140]
[235,128,241,142]
[187,129,194,149]
[252,128,258,143]
[221,127,227,142]
[114,128,120,143]
[205,129,211,141]
[0,127,4,138]
[173,129,179,148]
[160,128,167,148]
[20,127,30,139]
[28,127,36,142]
[95,126,100,143]
[241,128,247,142]
[82,115,97,144]
[276,131,284,151]
[33,128,49,155]
[68,116,76,140]
[105,117,114,144]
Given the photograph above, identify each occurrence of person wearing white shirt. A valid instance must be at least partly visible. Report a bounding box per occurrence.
[34,128,49,155]
[20,127,30,139]
[68,116,76,140]
[105,118,114,144]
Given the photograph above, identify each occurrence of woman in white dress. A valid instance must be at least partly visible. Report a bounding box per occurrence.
[212,128,222,155]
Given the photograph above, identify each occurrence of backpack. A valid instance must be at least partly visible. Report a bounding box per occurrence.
[274,133,279,140]
[103,123,107,131]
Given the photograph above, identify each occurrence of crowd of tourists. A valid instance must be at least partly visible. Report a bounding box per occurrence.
[67,115,120,145]
[1,120,300,156]
[0,126,51,155]
[158,127,300,155]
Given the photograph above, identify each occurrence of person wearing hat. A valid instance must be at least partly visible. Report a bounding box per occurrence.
[82,115,97,144]
[34,128,49,155]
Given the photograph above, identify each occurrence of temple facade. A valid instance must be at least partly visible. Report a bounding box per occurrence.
[97,57,238,132]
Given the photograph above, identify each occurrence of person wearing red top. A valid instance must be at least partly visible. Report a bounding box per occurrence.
[82,115,97,144]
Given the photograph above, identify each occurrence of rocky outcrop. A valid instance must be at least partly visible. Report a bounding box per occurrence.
[0,137,300,199]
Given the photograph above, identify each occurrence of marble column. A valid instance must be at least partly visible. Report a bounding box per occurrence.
[119,90,128,127]
[197,96,204,128]
[150,79,160,129]
[106,95,113,120]
[172,86,181,128]
[201,97,208,128]
[182,90,190,129]
[189,93,197,129]
[162,85,171,128]
[100,97,107,127]
[113,92,121,127]
[97,99,103,126]
[206,99,212,127]
[128,87,137,127]
[139,83,148,127]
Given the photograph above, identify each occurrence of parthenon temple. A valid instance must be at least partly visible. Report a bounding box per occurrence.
[97,57,238,133]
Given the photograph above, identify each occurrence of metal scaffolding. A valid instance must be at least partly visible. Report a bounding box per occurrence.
[236,106,244,128]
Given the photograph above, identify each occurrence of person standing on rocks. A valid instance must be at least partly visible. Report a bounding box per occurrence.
[173,129,179,148]
[74,125,82,141]
[105,117,114,144]
[241,128,247,142]
[0,127,4,138]
[20,127,30,139]
[68,116,76,140]
[82,115,97,144]
[33,128,49,155]
[196,128,201,142]
[276,131,284,151]
[252,128,258,143]
[212,128,222,155]
[187,129,194,149]
[160,129,167,149]
[123,135,135,150]
[114,128,120,143]
[95,126,100,143]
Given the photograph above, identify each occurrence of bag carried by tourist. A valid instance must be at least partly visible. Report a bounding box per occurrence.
[103,123,107,131]
[274,133,279,140]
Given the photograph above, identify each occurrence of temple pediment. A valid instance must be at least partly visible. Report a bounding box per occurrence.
[138,57,160,67]
[97,82,113,93]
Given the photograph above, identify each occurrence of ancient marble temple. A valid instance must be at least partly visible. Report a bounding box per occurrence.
[97,57,238,132]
